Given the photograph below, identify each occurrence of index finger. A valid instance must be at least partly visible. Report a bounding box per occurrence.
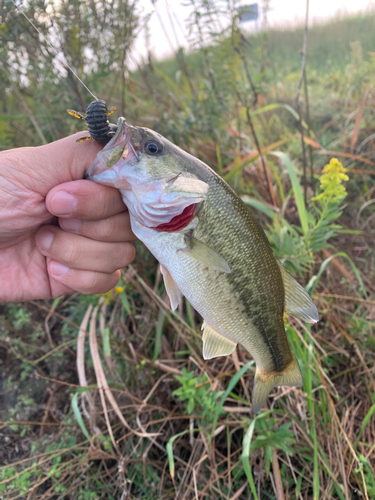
[46,179,127,220]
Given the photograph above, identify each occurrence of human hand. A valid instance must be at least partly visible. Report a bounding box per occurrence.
[0,133,135,302]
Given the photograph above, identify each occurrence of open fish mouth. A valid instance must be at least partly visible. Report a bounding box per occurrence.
[84,118,139,188]
[84,118,209,230]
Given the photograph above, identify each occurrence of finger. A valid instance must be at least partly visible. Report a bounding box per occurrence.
[59,211,135,242]
[36,132,103,189]
[47,260,121,295]
[46,179,126,220]
[35,226,135,273]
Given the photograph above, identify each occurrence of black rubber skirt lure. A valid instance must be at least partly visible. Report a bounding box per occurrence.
[67,99,118,144]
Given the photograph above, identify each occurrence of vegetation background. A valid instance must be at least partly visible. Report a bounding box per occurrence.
[0,0,375,499]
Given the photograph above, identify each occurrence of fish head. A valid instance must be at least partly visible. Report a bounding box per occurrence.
[85,118,209,229]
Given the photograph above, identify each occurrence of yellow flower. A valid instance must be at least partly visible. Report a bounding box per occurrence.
[101,289,114,304]
[312,158,349,203]
[115,286,124,294]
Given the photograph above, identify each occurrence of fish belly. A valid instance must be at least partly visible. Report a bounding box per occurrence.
[131,217,275,371]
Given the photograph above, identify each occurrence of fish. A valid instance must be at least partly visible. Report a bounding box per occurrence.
[85,117,319,413]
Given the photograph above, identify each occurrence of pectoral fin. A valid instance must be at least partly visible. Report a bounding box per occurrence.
[160,265,183,311]
[181,237,231,273]
[277,262,319,324]
[202,322,237,359]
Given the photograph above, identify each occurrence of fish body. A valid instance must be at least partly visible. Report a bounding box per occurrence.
[85,118,319,412]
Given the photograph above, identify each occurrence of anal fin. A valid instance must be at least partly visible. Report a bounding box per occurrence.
[277,261,319,324]
[160,265,183,311]
[202,322,237,359]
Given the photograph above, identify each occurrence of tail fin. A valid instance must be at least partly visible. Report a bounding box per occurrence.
[252,356,303,414]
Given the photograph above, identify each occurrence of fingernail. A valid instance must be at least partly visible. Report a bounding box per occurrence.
[50,191,78,216]
[49,261,69,277]
[39,230,54,251]
[60,218,81,232]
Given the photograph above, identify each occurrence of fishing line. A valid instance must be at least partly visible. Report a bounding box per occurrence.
[10,0,98,101]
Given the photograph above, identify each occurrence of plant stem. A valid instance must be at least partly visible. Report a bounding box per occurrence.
[296,0,310,206]
[245,107,276,206]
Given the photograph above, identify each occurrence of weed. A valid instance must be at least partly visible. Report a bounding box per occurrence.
[173,367,225,425]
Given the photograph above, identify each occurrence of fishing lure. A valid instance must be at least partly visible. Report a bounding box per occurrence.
[67,99,118,144]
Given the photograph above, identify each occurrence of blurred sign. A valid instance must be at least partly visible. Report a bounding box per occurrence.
[237,4,259,23]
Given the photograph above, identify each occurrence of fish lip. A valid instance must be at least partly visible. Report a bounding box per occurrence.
[84,117,136,181]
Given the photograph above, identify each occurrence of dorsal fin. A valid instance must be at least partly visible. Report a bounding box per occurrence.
[277,261,319,324]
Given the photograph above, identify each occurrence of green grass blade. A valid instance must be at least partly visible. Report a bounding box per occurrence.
[223,152,260,181]
[153,309,165,361]
[211,361,252,436]
[271,151,309,234]
[102,327,111,358]
[306,252,367,297]
[167,429,200,480]
[185,299,195,329]
[0,114,28,121]
[251,103,308,128]
[118,289,131,315]
[216,141,223,174]
[71,392,90,441]
[242,196,279,219]
[355,404,375,445]
[242,419,259,500]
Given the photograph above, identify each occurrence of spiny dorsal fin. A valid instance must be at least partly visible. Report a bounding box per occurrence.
[277,261,319,324]
[180,236,231,273]
[202,322,237,359]
[160,265,183,311]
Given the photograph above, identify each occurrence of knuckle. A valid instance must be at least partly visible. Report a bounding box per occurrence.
[100,218,114,239]
[96,190,113,219]
[122,243,136,266]
[60,238,82,264]
[85,272,102,292]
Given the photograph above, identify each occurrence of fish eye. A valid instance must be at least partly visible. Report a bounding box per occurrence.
[145,140,163,155]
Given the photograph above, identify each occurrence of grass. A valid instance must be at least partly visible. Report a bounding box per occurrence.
[1,3,375,499]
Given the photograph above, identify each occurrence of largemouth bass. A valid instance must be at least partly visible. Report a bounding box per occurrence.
[85,117,319,413]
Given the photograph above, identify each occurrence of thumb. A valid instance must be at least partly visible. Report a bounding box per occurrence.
[23,132,104,196]
[0,132,103,198]
[41,131,103,183]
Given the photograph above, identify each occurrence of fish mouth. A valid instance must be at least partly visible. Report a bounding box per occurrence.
[84,118,139,187]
